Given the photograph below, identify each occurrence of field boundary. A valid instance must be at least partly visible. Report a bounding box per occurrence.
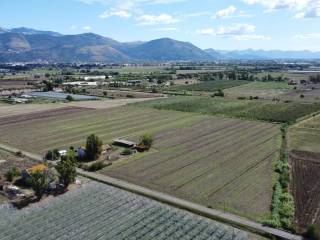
[77,169,302,240]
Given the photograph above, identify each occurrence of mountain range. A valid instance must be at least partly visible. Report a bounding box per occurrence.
[1,27,320,62]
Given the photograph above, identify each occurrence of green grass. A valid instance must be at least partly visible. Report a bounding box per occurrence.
[289,114,320,152]
[233,82,294,90]
[166,80,250,92]
[135,97,320,123]
[0,106,205,154]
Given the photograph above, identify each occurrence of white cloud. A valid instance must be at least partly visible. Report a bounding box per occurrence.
[197,24,256,37]
[83,26,92,31]
[234,34,271,40]
[242,0,320,19]
[294,3,320,18]
[196,24,270,40]
[216,24,255,36]
[137,14,179,25]
[294,33,320,39]
[196,28,215,35]
[213,6,237,19]
[242,0,310,10]
[99,10,132,18]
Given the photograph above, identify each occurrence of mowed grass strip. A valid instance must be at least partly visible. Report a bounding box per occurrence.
[0,106,205,154]
[135,96,320,123]
[103,115,280,221]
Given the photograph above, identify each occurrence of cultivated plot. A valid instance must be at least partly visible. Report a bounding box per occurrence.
[290,150,320,230]
[136,97,320,123]
[0,182,249,240]
[102,113,280,220]
[0,105,280,220]
[225,82,294,99]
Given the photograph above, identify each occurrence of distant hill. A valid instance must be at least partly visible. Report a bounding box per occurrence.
[0,27,214,62]
[205,48,320,60]
[1,26,320,62]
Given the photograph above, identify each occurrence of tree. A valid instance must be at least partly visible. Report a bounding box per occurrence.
[45,149,60,161]
[139,134,154,150]
[66,95,74,101]
[55,159,76,189]
[85,134,103,161]
[28,170,49,200]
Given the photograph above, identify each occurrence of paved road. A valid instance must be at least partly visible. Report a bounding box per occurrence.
[0,143,302,240]
[78,169,302,240]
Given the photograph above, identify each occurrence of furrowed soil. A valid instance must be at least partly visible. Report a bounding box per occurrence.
[290,150,320,230]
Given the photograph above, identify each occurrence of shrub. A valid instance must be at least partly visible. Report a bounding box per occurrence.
[66,95,74,101]
[305,225,320,240]
[6,167,21,182]
[213,89,224,97]
[300,94,305,98]
[55,159,76,188]
[122,148,133,156]
[139,134,154,150]
[28,170,49,200]
[86,161,107,172]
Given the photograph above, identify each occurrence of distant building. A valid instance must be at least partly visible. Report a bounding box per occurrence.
[83,76,106,81]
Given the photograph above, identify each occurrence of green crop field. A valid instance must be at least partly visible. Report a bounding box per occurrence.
[166,80,250,92]
[103,115,280,220]
[136,97,320,123]
[289,114,320,152]
[0,105,280,220]
[0,106,205,154]
[225,82,294,99]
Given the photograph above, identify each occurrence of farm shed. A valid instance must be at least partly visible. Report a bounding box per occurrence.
[113,139,137,148]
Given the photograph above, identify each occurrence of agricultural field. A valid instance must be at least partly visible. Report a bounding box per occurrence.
[136,97,320,123]
[0,104,280,220]
[225,82,294,99]
[86,88,164,99]
[102,116,280,220]
[166,80,250,92]
[0,105,205,154]
[282,87,320,103]
[290,150,320,230]
[0,98,156,117]
[0,182,250,240]
[288,114,320,152]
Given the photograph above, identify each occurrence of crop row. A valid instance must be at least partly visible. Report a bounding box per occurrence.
[0,183,248,240]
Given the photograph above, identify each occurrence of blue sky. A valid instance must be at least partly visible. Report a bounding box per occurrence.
[1,0,320,50]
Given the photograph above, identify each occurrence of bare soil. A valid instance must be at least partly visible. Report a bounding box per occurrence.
[290,150,320,230]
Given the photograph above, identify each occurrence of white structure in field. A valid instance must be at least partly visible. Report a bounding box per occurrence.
[83,76,106,81]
